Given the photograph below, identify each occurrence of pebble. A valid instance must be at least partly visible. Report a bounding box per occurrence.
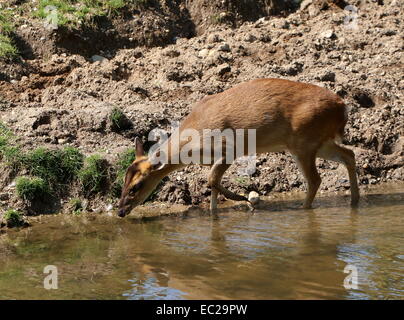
[244,34,257,42]
[218,43,231,52]
[0,193,10,201]
[248,191,260,205]
[206,34,220,43]
[198,49,210,58]
[320,71,336,82]
[216,63,231,76]
[320,29,336,39]
[91,55,108,63]
[8,181,16,188]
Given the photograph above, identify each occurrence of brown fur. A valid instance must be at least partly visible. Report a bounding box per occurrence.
[118,78,359,217]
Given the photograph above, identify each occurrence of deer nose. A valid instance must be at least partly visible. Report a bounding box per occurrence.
[118,208,127,217]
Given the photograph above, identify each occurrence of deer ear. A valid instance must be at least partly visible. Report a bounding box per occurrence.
[135,137,144,157]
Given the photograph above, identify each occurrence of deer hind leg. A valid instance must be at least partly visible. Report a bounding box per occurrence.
[293,151,321,209]
[208,159,248,212]
[317,141,359,207]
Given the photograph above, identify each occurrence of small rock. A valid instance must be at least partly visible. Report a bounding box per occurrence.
[105,204,114,212]
[198,49,210,58]
[93,207,102,214]
[320,71,336,82]
[7,181,16,189]
[218,43,231,52]
[353,91,375,108]
[320,30,336,39]
[216,63,231,76]
[0,193,10,201]
[248,191,260,205]
[244,34,257,43]
[281,21,290,30]
[207,34,220,43]
[301,0,313,11]
[91,55,108,63]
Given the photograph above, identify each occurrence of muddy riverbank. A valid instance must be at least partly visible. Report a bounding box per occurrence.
[0,0,402,220]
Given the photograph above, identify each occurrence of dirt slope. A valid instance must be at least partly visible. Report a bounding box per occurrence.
[0,0,402,214]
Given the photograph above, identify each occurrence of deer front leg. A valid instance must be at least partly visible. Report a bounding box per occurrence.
[208,159,248,212]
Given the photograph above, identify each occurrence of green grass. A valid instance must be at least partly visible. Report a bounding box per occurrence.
[78,154,108,195]
[16,176,50,201]
[58,147,85,181]
[0,9,15,34]
[0,123,23,170]
[1,0,156,57]
[234,176,250,185]
[0,8,18,58]
[111,148,136,197]
[109,107,131,132]
[34,0,152,28]
[23,147,84,190]
[0,35,18,58]
[211,13,226,25]
[0,122,141,204]
[0,145,23,170]
[69,198,83,215]
[3,209,25,227]
[1,123,83,186]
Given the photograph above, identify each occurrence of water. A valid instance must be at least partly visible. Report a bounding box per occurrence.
[0,185,403,300]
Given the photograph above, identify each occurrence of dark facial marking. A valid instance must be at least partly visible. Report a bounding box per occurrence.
[129,181,144,195]
[123,159,148,194]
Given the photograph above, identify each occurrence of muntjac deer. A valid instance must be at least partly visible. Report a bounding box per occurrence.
[118,78,359,217]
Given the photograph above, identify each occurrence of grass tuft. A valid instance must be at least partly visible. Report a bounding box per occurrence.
[109,107,132,132]
[34,0,153,28]
[59,147,85,181]
[0,122,23,170]
[16,176,50,201]
[78,154,108,195]
[69,198,83,215]
[23,147,84,189]
[111,148,136,197]
[3,209,25,228]
[0,9,18,58]
[0,35,18,58]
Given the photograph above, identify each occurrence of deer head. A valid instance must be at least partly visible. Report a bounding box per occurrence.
[117,138,165,217]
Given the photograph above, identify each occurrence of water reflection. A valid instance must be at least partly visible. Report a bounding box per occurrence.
[0,185,403,300]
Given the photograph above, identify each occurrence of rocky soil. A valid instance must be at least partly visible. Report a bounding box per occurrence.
[0,0,402,216]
